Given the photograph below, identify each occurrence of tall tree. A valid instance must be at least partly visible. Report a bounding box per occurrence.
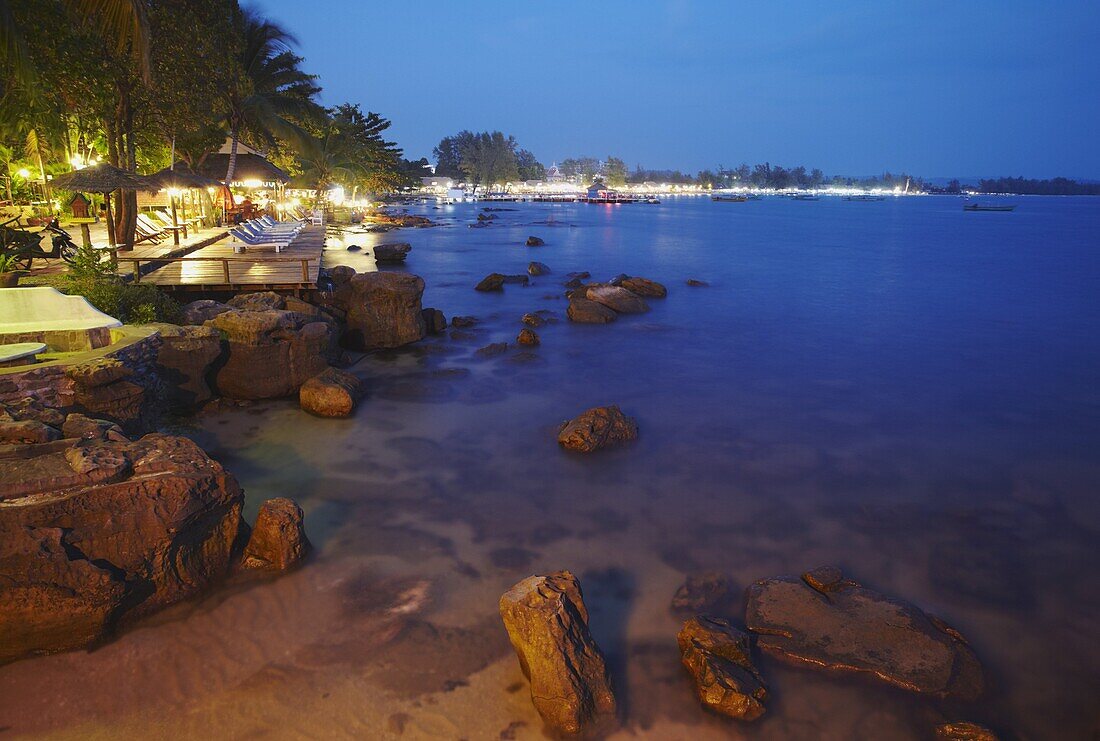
[222,8,319,184]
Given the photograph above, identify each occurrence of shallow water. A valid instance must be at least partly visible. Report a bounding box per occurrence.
[2,196,1099,739]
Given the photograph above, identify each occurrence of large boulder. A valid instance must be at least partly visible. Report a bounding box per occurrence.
[567,296,618,324]
[586,286,649,314]
[557,405,638,453]
[528,261,551,276]
[206,310,333,399]
[618,276,667,298]
[241,497,308,571]
[373,242,411,263]
[299,367,362,418]
[0,433,244,664]
[499,571,617,735]
[678,615,768,721]
[227,291,286,312]
[66,358,147,427]
[151,323,223,408]
[745,567,984,700]
[180,299,231,325]
[340,272,427,350]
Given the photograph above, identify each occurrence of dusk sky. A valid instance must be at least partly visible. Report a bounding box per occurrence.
[259,1,1100,179]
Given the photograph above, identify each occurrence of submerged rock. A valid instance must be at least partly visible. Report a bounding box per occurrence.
[558,405,638,453]
[686,278,709,287]
[341,272,427,350]
[525,236,545,246]
[0,434,243,664]
[475,273,506,292]
[586,286,649,314]
[502,274,530,286]
[678,615,768,721]
[567,296,618,324]
[152,323,223,408]
[299,367,362,418]
[935,722,1000,740]
[373,242,412,263]
[745,567,984,699]
[241,497,309,571]
[521,313,545,327]
[517,328,540,346]
[528,261,551,276]
[451,315,478,328]
[475,342,509,358]
[499,571,617,735]
[671,572,736,616]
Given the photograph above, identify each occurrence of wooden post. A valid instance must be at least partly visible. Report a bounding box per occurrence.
[79,222,91,248]
[170,196,180,245]
[131,259,140,281]
[301,259,308,281]
[222,259,230,284]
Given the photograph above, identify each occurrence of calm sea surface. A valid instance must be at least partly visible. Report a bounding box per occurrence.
[2,195,1098,739]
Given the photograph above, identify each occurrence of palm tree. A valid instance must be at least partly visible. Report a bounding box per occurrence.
[296,123,357,205]
[223,9,319,185]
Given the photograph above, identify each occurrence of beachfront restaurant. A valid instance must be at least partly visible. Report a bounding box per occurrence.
[193,139,291,220]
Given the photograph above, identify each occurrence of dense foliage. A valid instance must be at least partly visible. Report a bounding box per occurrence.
[0,0,411,247]
[976,176,1100,196]
[433,131,545,189]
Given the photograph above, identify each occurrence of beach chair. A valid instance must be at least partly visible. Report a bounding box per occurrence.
[245,218,302,236]
[133,215,167,244]
[229,227,290,252]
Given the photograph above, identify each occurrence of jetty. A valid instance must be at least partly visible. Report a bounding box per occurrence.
[127,224,324,293]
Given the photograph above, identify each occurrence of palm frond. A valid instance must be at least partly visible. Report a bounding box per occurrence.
[67,0,151,82]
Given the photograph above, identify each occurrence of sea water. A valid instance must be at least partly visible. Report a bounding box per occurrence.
[2,195,1098,739]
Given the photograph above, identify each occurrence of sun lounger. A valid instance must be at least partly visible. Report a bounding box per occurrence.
[133,216,167,244]
[229,227,291,252]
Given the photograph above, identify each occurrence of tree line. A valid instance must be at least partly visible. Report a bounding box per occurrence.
[433,131,544,190]
[1,0,415,248]
[975,176,1100,196]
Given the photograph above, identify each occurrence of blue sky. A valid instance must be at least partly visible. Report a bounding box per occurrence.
[258,0,1100,178]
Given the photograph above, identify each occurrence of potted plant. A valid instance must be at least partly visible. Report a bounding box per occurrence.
[0,254,22,287]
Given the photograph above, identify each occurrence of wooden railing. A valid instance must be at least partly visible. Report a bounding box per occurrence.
[127,255,315,284]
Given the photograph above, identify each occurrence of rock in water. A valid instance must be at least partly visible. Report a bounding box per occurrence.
[567,296,618,324]
[299,367,362,418]
[421,308,448,335]
[677,615,768,721]
[451,315,478,328]
[619,276,667,298]
[475,273,506,292]
[241,498,309,571]
[525,236,545,246]
[517,328,540,346]
[207,310,333,399]
[0,434,243,664]
[745,567,984,699]
[935,722,1000,740]
[152,323,223,408]
[671,572,735,616]
[528,261,551,276]
[373,242,411,263]
[586,286,649,314]
[521,313,545,327]
[499,571,617,734]
[558,405,638,452]
[341,272,427,350]
[686,278,709,287]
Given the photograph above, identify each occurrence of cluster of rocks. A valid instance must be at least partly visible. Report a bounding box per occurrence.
[0,406,308,664]
[566,275,667,324]
[475,273,530,292]
[499,567,995,736]
[365,212,432,229]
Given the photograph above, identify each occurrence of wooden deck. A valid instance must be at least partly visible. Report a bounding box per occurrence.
[132,225,324,291]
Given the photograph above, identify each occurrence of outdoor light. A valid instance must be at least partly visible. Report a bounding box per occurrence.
[70,156,86,170]
[242,179,263,189]
[16,168,30,178]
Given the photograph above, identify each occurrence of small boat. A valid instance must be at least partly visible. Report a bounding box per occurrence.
[963,203,1016,212]
[792,194,819,201]
[844,194,885,202]
[644,197,661,204]
[712,194,748,202]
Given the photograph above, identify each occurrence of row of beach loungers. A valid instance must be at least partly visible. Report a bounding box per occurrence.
[228,215,310,253]
[133,210,204,244]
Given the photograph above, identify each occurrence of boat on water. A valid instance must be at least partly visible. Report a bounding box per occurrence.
[963,203,1016,212]
[844,194,886,202]
[792,194,820,201]
[712,194,748,202]
[644,197,661,204]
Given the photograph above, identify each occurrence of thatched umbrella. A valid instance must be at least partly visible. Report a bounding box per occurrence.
[146,166,225,244]
[52,164,153,250]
